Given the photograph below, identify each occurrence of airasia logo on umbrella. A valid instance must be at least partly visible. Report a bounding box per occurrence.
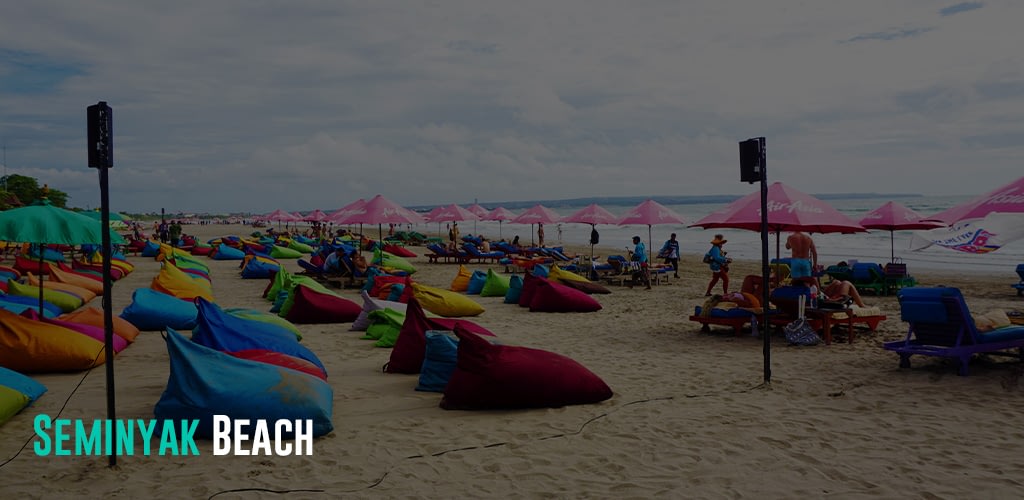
[759,200,824,215]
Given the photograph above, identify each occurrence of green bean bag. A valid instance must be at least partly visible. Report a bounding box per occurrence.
[373,248,416,274]
[270,245,303,259]
[479,269,511,297]
[7,280,84,313]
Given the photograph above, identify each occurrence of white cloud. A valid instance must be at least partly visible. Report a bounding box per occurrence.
[0,0,1021,212]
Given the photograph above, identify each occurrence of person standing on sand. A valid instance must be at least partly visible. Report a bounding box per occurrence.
[704,234,732,296]
[786,230,817,279]
[659,233,681,278]
[537,223,545,247]
[629,235,651,289]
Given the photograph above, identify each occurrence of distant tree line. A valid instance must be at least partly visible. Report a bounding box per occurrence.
[0,174,70,209]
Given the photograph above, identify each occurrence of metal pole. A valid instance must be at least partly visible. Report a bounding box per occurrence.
[758,137,771,384]
[100,164,117,467]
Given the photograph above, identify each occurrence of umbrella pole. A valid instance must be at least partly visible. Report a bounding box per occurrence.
[590,224,596,281]
[498,220,502,239]
[38,249,44,315]
[648,225,653,264]
[890,230,895,263]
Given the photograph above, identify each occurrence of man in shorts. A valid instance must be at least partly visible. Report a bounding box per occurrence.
[786,230,817,279]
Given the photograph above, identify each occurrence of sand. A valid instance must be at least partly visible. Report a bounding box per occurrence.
[3,223,1024,499]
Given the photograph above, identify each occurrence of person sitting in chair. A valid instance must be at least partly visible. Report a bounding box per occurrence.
[821,279,867,307]
[323,247,347,275]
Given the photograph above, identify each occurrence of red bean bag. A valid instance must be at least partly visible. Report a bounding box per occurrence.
[369,275,407,298]
[228,349,327,380]
[440,325,613,410]
[190,245,213,256]
[529,279,602,313]
[517,272,543,308]
[384,297,495,374]
[284,285,361,324]
[383,244,417,258]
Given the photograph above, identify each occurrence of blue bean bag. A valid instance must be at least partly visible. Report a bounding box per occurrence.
[241,257,280,279]
[416,331,459,393]
[466,270,489,295]
[119,288,199,331]
[190,298,325,372]
[155,328,333,438]
[0,366,47,425]
[213,244,246,260]
[504,275,524,304]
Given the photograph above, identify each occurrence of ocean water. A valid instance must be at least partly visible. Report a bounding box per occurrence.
[441,195,1024,276]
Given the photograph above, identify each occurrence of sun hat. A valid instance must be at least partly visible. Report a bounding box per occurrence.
[710,235,727,245]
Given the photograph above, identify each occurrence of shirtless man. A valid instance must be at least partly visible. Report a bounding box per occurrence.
[786,231,817,279]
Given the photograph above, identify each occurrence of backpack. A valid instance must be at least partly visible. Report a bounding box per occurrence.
[702,252,713,264]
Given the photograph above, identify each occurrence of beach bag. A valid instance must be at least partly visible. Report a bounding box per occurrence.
[784,318,821,346]
[702,252,713,264]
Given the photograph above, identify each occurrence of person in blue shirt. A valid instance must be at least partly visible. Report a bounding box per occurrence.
[659,233,681,278]
[704,234,732,296]
[629,235,651,289]
[323,247,346,274]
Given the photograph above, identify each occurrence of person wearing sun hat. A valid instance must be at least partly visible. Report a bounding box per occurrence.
[704,234,732,296]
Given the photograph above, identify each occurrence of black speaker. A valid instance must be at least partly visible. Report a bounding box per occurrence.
[739,138,763,183]
[87,101,113,169]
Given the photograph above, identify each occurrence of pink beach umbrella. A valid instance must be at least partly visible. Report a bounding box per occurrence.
[336,194,423,244]
[465,203,490,233]
[327,198,366,227]
[426,204,480,240]
[511,204,563,246]
[483,206,518,239]
[564,203,620,274]
[924,175,1024,224]
[302,209,330,223]
[263,208,300,229]
[858,201,944,263]
[690,181,864,262]
[617,199,686,262]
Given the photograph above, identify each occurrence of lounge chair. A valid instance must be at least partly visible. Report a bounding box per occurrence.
[461,243,504,263]
[424,243,468,264]
[883,287,1024,376]
[851,262,887,296]
[1012,264,1024,297]
[823,264,852,284]
[883,261,916,295]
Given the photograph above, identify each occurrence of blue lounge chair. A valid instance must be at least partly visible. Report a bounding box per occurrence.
[851,262,887,296]
[1012,264,1024,297]
[462,243,504,263]
[424,243,468,264]
[883,287,1024,376]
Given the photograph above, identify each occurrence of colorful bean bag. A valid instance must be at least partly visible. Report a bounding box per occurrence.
[190,298,325,372]
[265,268,292,302]
[416,331,459,392]
[212,244,246,260]
[449,265,472,292]
[504,275,524,304]
[151,262,214,302]
[287,239,315,254]
[119,288,199,331]
[383,244,417,258]
[351,290,408,331]
[284,285,361,324]
[225,308,302,341]
[72,260,126,280]
[276,276,333,318]
[384,298,495,374]
[0,308,106,372]
[45,264,104,295]
[269,245,303,259]
[366,274,408,300]
[559,279,612,295]
[0,295,60,318]
[0,366,47,425]
[364,308,406,346]
[141,240,162,257]
[529,279,602,313]
[26,272,96,303]
[479,269,511,297]
[440,326,613,410]
[15,255,54,276]
[547,266,589,285]
[241,256,280,279]
[21,309,128,353]
[373,248,416,274]
[517,272,543,308]
[155,329,333,438]
[171,254,211,274]
[190,243,214,256]
[59,306,141,343]
[466,270,488,295]
[411,282,484,318]
[6,279,84,313]
[227,349,327,380]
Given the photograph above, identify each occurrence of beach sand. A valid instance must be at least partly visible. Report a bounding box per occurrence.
[3,223,1024,498]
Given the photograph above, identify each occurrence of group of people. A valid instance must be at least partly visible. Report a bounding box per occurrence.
[702,230,866,307]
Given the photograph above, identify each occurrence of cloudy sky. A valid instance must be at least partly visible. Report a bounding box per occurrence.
[1,1,1020,214]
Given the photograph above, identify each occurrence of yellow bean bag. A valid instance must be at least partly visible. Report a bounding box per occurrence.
[411,282,484,317]
[0,309,106,372]
[450,265,472,292]
[6,279,84,313]
[26,273,97,303]
[151,262,214,302]
[548,266,589,284]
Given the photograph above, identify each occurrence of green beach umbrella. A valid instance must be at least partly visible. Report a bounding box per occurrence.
[0,195,125,312]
